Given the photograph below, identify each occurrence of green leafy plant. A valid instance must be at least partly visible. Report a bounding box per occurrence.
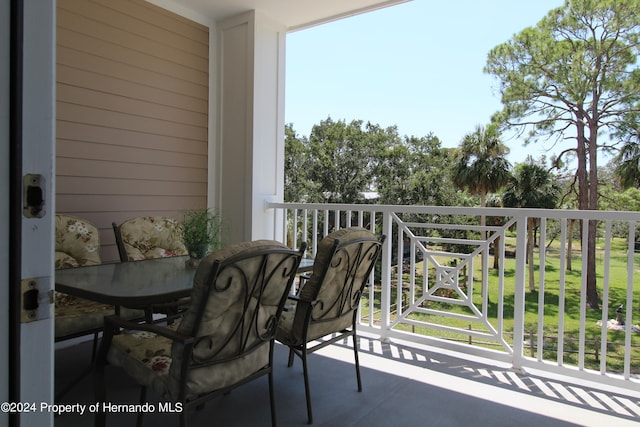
[180,208,223,259]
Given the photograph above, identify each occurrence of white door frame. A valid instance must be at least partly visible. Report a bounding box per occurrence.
[7,2,56,426]
[2,0,12,425]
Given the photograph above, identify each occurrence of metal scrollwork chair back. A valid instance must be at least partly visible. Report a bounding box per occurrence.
[95,240,306,427]
[276,227,384,424]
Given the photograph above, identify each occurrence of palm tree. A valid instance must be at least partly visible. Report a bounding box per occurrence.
[453,125,511,209]
[453,125,511,268]
[502,158,561,291]
[614,139,640,189]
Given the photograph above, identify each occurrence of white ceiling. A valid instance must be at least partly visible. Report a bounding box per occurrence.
[165,0,410,31]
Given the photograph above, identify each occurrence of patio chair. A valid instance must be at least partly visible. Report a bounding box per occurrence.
[54,214,133,400]
[276,228,384,424]
[94,240,306,427]
[112,216,188,262]
[113,216,189,321]
[55,214,112,347]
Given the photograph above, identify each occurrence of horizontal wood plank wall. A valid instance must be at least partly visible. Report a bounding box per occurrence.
[56,0,209,262]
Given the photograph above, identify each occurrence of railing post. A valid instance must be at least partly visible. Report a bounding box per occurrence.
[529,331,534,357]
[512,215,527,372]
[379,210,393,342]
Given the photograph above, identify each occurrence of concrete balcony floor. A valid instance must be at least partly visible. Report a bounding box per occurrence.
[55,333,640,427]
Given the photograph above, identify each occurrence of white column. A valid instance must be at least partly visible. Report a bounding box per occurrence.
[251,13,286,242]
[216,11,286,244]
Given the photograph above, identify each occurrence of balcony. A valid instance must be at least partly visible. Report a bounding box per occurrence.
[54,203,640,426]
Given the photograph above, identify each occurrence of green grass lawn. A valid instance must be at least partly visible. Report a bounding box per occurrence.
[361,236,640,374]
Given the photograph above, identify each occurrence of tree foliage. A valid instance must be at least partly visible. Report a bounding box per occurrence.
[600,161,640,210]
[486,0,640,209]
[614,119,640,189]
[284,124,312,203]
[503,158,561,210]
[484,0,640,308]
[305,117,386,203]
[284,117,464,207]
[503,158,561,291]
[376,134,461,206]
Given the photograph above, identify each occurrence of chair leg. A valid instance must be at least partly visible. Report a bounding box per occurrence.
[94,321,116,427]
[56,332,101,402]
[179,407,188,427]
[301,348,313,424]
[91,331,100,361]
[56,364,93,402]
[287,347,294,367]
[94,361,107,427]
[353,333,362,392]
[136,387,147,427]
[268,369,278,427]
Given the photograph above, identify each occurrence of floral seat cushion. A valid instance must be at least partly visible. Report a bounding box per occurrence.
[55,292,143,340]
[117,216,187,261]
[106,325,177,395]
[55,293,114,338]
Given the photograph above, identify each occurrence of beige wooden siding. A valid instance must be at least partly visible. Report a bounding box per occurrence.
[56,0,209,262]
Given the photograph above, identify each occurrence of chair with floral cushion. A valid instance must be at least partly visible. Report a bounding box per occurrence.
[113,216,190,321]
[275,228,384,424]
[112,216,188,262]
[54,214,112,345]
[55,216,147,337]
[94,240,306,427]
[55,215,144,343]
[54,214,123,401]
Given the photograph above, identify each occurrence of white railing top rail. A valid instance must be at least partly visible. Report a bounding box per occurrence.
[267,201,640,221]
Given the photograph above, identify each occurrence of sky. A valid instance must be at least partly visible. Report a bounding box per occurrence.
[285,0,569,165]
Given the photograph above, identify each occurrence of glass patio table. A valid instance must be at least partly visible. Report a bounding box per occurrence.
[297,257,314,273]
[55,255,315,309]
[55,256,196,309]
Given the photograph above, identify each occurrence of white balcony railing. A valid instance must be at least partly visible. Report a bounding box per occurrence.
[267,202,640,391]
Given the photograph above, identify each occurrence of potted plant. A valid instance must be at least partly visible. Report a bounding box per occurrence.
[180,208,223,268]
